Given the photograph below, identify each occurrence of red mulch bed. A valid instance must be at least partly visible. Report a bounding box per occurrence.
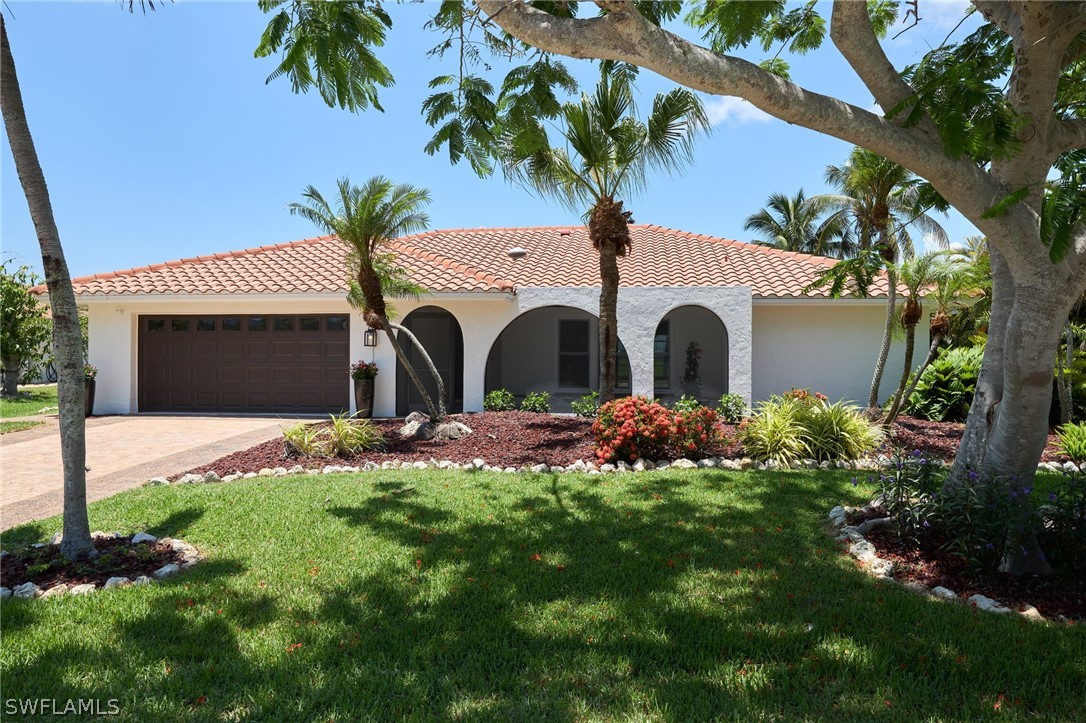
[189,412,1061,477]
[1,538,188,590]
[863,527,1084,621]
[189,412,743,476]
[889,416,1066,463]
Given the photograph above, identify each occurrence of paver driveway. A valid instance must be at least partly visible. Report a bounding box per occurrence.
[0,415,295,529]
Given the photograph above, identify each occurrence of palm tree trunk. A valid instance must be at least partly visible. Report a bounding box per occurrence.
[2,357,20,396]
[1,16,96,561]
[898,333,943,415]
[868,267,897,411]
[1056,320,1073,424]
[388,320,446,422]
[598,243,619,404]
[884,321,917,426]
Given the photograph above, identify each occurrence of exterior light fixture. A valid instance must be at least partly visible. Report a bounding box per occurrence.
[363,329,378,347]
[507,246,528,260]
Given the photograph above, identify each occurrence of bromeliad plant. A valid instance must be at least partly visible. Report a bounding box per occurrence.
[739,390,882,464]
[349,360,378,381]
[83,364,97,380]
[283,413,386,459]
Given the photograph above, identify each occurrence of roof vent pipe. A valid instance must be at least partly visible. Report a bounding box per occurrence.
[507,247,528,261]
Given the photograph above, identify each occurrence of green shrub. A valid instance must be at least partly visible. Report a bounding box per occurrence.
[737,397,810,464]
[283,414,385,459]
[483,389,516,412]
[1038,470,1086,576]
[671,394,703,412]
[593,395,725,463]
[570,391,600,418]
[716,393,746,423]
[520,391,551,413]
[905,346,983,422]
[1056,422,1086,463]
[738,391,882,464]
[283,422,323,457]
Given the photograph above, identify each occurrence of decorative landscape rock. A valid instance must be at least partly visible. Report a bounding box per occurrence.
[69,584,97,596]
[152,563,181,580]
[827,502,1055,622]
[13,582,42,599]
[104,577,131,589]
[149,476,170,486]
[0,587,11,599]
[131,532,158,544]
[41,583,70,598]
[671,458,697,469]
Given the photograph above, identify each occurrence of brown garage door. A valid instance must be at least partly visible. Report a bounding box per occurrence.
[138,314,350,413]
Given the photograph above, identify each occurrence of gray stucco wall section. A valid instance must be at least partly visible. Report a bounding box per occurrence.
[517,286,753,406]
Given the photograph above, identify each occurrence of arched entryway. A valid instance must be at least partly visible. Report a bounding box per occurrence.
[484,306,630,413]
[396,306,464,416]
[653,305,729,405]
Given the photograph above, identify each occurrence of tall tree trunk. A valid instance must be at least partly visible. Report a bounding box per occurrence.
[1055,320,1072,425]
[898,333,943,415]
[884,320,917,425]
[1,16,95,560]
[868,267,897,411]
[948,259,1077,575]
[2,357,20,396]
[389,320,446,422]
[598,242,619,404]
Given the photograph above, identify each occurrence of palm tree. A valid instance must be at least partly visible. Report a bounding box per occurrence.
[884,252,967,425]
[1,16,96,560]
[288,177,448,423]
[501,73,709,402]
[744,190,854,258]
[893,256,983,421]
[823,148,948,411]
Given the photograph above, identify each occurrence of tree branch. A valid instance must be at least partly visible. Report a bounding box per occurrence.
[829,1,936,140]
[1052,118,1086,155]
[475,0,1043,270]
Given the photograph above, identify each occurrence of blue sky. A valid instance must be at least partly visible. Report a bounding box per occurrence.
[1,1,980,279]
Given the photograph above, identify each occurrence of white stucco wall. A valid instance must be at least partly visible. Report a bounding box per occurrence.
[85,289,904,417]
[751,300,913,405]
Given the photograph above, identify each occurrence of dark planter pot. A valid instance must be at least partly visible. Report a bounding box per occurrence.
[354,378,375,418]
[84,378,96,417]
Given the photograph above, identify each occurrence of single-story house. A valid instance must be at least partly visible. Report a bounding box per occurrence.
[69,224,907,416]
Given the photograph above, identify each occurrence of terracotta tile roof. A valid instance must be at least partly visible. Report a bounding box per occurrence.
[65,225,891,298]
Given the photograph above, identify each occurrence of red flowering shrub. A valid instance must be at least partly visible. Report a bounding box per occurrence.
[592,395,726,463]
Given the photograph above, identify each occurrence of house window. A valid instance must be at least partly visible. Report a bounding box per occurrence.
[196,318,216,332]
[171,319,190,332]
[222,318,241,331]
[326,316,348,331]
[248,317,267,332]
[273,317,294,332]
[146,319,165,332]
[300,317,320,331]
[558,318,591,389]
[617,340,630,389]
[654,320,670,389]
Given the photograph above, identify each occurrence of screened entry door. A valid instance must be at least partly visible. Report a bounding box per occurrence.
[396,309,463,416]
[138,314,350,413]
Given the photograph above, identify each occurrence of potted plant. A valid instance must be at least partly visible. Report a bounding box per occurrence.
[350,360,378,418]
[83,363,97,417]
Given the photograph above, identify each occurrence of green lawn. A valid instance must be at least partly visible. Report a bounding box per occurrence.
[0,420,44,434]
[0,384,58,418]
[2,469,1084,720]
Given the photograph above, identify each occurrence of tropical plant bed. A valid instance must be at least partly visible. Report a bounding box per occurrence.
[187,412,1065,478]
[859,526,1084,622]
[190,411,742,476]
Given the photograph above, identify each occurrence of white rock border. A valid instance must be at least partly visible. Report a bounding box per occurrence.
[155,455,925,487]
[827,502,1070,624]
[0,532,203,602]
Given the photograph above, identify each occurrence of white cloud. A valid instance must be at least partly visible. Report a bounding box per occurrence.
[703,96,774,127]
